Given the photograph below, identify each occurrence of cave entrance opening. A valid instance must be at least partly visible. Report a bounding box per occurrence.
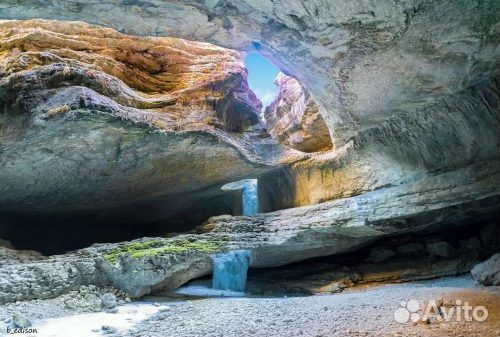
[244,52,280,115]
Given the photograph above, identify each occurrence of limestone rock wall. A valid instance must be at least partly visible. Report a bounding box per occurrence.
[0,20,303,252]
[1,160,498,302]
[261,73,500,209]
[0,19,261,132]
[263,72,332,153]
[2,1,497,205]
[0,1,499,254]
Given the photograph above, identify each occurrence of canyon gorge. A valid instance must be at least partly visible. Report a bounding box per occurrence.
[0,1,499,336]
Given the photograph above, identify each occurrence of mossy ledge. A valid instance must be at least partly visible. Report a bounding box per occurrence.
[103,238,227,263]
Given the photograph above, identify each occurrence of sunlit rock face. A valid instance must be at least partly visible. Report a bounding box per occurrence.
[0,19,261,132]
[262,71,500,209]
[0,0,499,254]
[0,20,301,252]
[264,73,332,153]
[0,2,498,303]
[3,0,498,204]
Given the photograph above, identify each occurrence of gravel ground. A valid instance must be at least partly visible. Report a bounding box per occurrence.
[128,275,499,337]
[0,275,498,337]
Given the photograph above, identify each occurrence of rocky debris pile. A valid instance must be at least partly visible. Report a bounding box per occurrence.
[0,252,102,304]
[59,285,130,312]
[0,239,14,249]
[0,247,46,266]
[0,295,103,328]
[0,286,133,334]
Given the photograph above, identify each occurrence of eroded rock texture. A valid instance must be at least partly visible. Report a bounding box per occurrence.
[264,72,332,152]
[0,20,300,252]
[0,20,263,131]
[3,1,498,147]
[4,0,495,209]
[471,253,500,286]
[0,160,498,302]
[0,0,499,299]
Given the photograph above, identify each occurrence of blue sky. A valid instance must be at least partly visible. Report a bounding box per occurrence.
[244,53,280,109]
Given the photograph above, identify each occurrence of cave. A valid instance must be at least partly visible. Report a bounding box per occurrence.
[0,2,499,336]
[0,46,324,255]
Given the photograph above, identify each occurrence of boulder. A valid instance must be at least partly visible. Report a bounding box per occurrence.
[426,242,457,258]
[101,325,117,335]
[479,225,500,251]
[364,247,396,263]
[395,243,425,255]
[64,299,77,310]
[0,239,14,250]
[458,237,482,252]
[12,312,31,328]
[100,293,117,309]
[471,253,500,286]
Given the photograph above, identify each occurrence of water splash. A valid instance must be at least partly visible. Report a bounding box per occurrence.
[211,250,252,292]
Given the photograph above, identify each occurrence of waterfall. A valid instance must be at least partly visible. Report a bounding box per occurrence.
[221,178,259,216]
[241,179,258,215]
[211,250,252,292]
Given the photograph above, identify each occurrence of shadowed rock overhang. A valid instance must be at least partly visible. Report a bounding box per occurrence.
[0,0,499,259]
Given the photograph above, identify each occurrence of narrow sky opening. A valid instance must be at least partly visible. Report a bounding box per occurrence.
[244,53,280,110]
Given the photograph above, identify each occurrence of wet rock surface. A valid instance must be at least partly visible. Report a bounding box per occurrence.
[12,312,31,328]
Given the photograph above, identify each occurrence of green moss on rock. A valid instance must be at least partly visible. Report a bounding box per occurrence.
[103,238,225,263]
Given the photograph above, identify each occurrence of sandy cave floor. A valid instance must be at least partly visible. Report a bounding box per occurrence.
[0,275,498,337]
